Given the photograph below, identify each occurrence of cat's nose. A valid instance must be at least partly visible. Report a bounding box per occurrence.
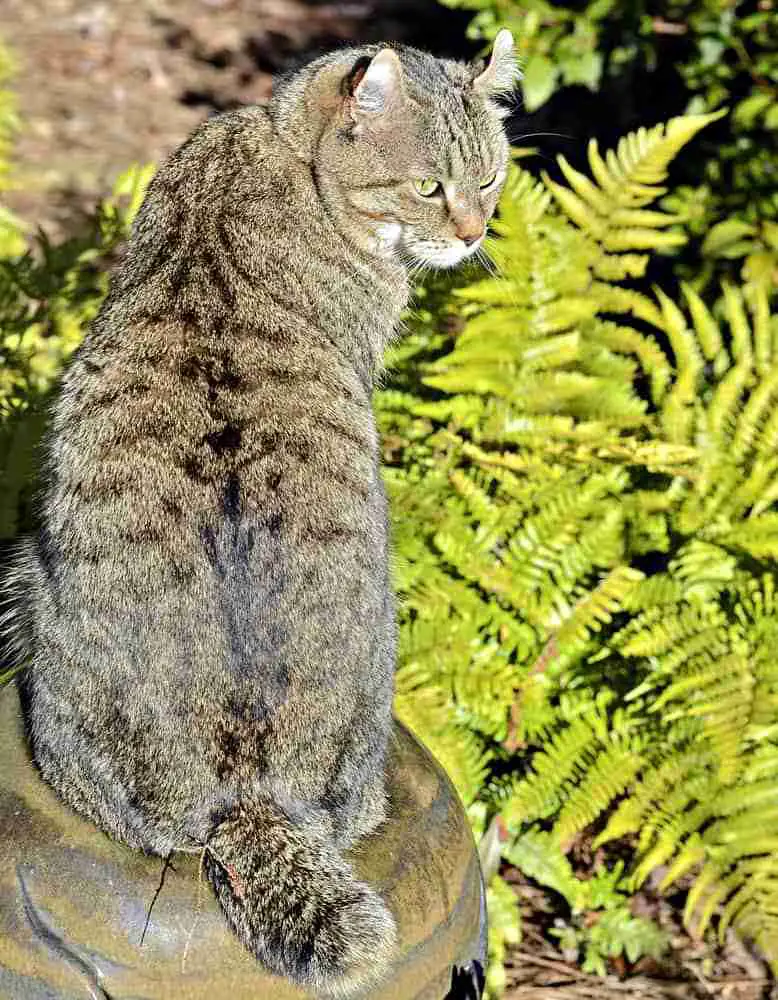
[455,221,485,246]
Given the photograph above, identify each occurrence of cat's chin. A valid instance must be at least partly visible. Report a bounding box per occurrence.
[404,240,481,270]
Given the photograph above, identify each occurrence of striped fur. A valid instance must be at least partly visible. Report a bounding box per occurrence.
[3,38,515,996]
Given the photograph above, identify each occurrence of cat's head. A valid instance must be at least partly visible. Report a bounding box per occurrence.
[269,35,518,269]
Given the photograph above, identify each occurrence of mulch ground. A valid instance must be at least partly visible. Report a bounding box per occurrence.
[505,863,775,999]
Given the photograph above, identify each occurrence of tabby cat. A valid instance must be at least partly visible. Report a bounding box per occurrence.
[5,32,517,997]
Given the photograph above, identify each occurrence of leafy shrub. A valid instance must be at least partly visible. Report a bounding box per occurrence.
[0,164,153,540]
[439,0,778,292]
[379,111,778,989]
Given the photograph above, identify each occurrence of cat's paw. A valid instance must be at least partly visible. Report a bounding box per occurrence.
[348,775,388,843]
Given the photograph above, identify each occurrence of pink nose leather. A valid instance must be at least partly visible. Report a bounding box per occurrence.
[454,219,484,246]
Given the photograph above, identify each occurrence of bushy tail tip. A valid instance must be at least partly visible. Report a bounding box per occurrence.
[204,796,396,997]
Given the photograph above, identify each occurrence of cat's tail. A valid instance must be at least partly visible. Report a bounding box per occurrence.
[204,795,396,997]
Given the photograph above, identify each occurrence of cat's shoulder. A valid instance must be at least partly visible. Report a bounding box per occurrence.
[160,105,294,185]
[188,106,287,162]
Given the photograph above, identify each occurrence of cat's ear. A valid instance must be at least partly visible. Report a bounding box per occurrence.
[472,29,519,97]
[348,49,406,124]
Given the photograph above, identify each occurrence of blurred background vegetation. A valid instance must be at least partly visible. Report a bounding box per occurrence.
[1,2,777,997]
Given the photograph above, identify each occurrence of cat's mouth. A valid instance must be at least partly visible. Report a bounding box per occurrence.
[399,233,482,270]
[371,220,482,270]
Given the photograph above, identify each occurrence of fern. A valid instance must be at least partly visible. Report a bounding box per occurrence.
[505,831,667,977]
[483,873,521,997]
[377,110,778,982]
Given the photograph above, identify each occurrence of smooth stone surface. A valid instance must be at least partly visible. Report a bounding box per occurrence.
[0,682,486,999]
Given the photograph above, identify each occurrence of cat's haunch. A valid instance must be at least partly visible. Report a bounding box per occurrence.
[3,34,516,996]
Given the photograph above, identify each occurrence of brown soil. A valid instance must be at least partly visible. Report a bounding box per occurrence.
[0,0,472,235]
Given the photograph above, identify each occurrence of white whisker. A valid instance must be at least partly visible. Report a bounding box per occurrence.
[511,131,575,141]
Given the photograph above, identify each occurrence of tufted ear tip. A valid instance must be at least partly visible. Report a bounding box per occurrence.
[473,30,520,97]
[493,28,515,58]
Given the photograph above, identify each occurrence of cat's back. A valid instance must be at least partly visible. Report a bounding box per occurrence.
[37,103,393,688]
[51,108,374,541]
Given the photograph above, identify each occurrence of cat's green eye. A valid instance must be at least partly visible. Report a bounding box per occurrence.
[413,178,441,198]
[480,172,499,190]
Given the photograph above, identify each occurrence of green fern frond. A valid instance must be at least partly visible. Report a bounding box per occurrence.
[506,829,588,911]
[546,111,726,258]
[380,111,777,975]
[552,735,644,845]
[501,714,603,824]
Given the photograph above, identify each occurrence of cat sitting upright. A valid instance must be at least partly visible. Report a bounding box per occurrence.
[4,33,517,997]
